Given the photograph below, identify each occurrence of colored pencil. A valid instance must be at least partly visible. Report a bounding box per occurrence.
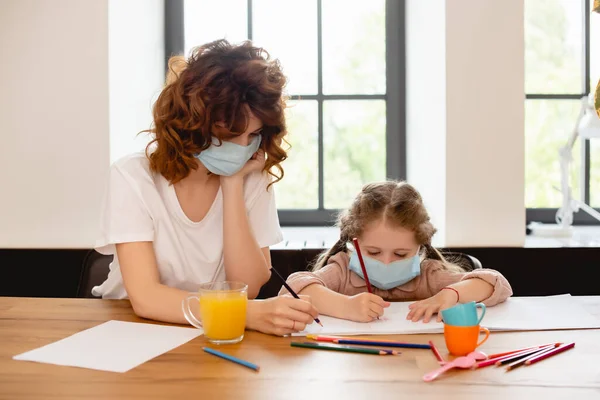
[306,334,431,349]
[203,347,260,372]
[495,345,555,366]
[487,343,561,359]
[429,340,445,364]
[352,238,373,293]
[474,345,556,369]
[505,345,557,371]
[291,341,399,355]
[270,267,323,327]
[525,342,575,365]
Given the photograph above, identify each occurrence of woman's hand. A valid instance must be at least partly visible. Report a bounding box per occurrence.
[346,293,390,322]
[246,295,320,336]
[406,289,458,323]
[221,150,266,184]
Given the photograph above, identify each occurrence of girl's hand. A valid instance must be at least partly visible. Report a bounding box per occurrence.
[246,294,319,336]
[346,293,390,322]
[406,289,458,323]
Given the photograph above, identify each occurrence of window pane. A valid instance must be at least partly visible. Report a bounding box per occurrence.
[592,1,600,92]
[184,0,247,56]
[591,139,600,207]
[324,100,386,209]
[322,0,385,95]
[253,0,318,95]
[276,101,319,209]
[525,0,583,94]
[525,100,582,208]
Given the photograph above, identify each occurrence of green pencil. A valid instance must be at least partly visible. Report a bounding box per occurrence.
[291,341,399,355]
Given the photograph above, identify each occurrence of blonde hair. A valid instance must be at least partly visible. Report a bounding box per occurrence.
[313,181,464,272]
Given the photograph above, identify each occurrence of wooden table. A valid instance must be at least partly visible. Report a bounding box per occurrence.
[1,297,599,400]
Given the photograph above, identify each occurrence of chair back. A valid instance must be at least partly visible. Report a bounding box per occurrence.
[77,250,112,298]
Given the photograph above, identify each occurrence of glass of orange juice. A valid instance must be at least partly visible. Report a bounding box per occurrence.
[182,281,248,344]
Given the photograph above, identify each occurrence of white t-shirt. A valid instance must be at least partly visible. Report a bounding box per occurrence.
[92,152,283,299]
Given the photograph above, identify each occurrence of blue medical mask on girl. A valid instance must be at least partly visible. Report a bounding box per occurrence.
[348,248,422,290]
[196,135,262,176]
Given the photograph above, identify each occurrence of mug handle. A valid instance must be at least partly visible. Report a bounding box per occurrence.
[476,327,490,347]
[182,294,203,329]
[476,303,486,325]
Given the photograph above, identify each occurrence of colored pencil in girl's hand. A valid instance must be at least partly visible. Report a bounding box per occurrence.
[270,267,323,327]
[291,341,399,355]
[524,342,575,366]
[352,238,380,320]
[352,238,373,294]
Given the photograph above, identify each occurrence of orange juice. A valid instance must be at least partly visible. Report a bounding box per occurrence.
[199,292,247,341]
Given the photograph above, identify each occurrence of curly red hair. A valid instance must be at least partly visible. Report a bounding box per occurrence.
[143,39,288,184]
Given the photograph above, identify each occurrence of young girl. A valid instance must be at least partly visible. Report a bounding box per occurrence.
[279,181,512,323]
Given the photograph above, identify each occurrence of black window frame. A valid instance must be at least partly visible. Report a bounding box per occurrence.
[165,0,406,226]
[525,0,600,225]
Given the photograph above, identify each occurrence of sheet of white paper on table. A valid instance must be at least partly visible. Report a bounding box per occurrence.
[294,294,600,336]
[13,320,203,373]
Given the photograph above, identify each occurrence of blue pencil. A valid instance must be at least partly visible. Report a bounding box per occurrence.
[203,347,260,372]
[306,335,431,349]
[336,339,431,349]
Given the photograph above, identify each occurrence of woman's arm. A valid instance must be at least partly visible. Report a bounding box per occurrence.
[221,175,271,299]
[118,241,318,334]
[117,241,189,324]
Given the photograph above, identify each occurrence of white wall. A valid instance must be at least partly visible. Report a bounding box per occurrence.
[109,0,164,163]
[406,0,448,246]
[0,0,164,248]
[407,0,525,247]
[0,0,110,248]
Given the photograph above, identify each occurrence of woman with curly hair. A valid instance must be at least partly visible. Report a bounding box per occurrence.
[93,39,318,336]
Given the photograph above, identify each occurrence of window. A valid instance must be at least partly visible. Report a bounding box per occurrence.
[525,0,600,224]
[165,0,405,226]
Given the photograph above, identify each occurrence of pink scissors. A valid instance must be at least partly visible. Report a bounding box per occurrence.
[423,351,487,382]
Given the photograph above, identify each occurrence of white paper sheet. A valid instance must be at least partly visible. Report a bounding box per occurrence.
[294,294,600,336]
[13,320,203,373]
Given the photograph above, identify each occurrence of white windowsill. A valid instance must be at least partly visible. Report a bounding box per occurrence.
[276,226,600,250]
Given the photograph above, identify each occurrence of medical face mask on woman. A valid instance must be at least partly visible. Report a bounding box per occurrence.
[196,135,262,176]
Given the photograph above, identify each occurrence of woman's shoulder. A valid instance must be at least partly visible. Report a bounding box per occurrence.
[243,171,273,202]
[107,152,160,197]
[111,152,152,178]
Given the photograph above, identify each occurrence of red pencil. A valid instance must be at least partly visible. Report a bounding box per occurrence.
[428,340,444,364]
[487,343,561,359]
[352,238,373,293]
[524,342,575,365]
[495,345,555,366]
[474,345,554,369]
[505,345,557,371]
